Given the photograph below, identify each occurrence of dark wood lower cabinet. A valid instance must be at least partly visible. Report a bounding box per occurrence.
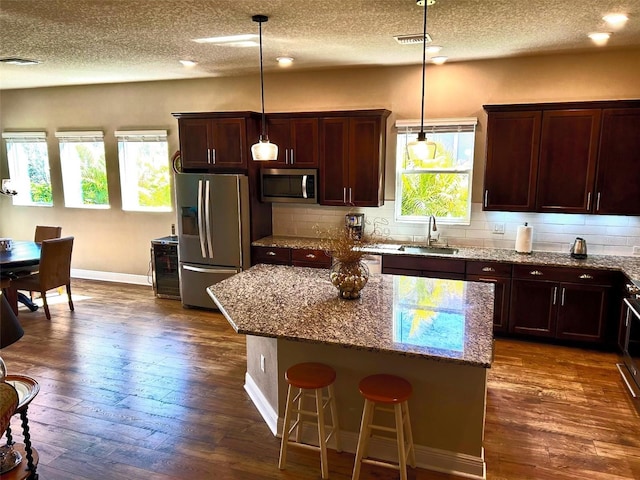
[510,279,609,343]
[466,274,511,333]
[251,246,331,268]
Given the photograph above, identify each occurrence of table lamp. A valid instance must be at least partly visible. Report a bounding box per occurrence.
[1,293,24,381]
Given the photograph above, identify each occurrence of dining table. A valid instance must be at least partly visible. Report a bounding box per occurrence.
[0,241,41,315]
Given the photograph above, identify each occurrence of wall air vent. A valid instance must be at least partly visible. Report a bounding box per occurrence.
[394,33,433,45]
[0,57,41,65]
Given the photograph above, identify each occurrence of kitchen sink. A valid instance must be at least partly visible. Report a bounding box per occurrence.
[398,245,459,255]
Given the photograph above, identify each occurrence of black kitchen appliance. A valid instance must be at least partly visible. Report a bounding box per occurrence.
[260,168,318,204]
[570,237,587,259]
[618,282,640,400]
[151,236,180,299]
[345,213,365,239]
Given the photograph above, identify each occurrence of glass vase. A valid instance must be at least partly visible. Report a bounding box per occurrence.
[329,260,369,300]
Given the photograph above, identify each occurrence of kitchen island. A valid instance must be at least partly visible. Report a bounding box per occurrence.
[207,264,495,479]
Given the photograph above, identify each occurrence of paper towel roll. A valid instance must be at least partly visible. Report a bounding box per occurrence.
[515,224,533,254]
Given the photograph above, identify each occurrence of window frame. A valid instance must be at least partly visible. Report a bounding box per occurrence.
[115,130,172,213]
[56,130,110,209]
[2,131,53,207]
[394,118,477,226]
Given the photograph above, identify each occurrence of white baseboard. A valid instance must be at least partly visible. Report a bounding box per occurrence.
[71,269,151,286]
[244,372,486,479]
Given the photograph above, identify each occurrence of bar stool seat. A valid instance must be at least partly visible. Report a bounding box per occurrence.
[279,362,341,479]
[352,374,416,480]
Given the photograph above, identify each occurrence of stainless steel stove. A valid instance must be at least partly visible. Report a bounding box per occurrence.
[618,281,640,400]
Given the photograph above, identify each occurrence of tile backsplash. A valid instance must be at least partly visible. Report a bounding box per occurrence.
[272,202,640,256]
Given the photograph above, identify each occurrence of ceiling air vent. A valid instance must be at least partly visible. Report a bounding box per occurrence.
[0,57,41,65]
[394,33,433,45]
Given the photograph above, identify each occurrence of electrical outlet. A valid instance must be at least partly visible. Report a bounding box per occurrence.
[633,246,640,256]
[492,223,505,235]
[260,354,265,373]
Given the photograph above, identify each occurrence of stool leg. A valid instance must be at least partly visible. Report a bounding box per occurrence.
[403,401,416,468]
[316,387,329,479]
[352,399,374,480]
[295,387,304,442]
[394,403,408,480]
[327,383,341,453]
[279,384,295,470]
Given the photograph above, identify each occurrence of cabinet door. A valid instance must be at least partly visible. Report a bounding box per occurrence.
[290,118,319,167]
[263,118,291,167]
[179,118,213,169]
[210,118,247,169]
[595,108,640,215]
[483,111,541,211]
[466,274,511,333]
[509,279,557,337]
[536,109,600,213]
[556,283,607,342]
[349,116,384,206]
[319,118,350,205]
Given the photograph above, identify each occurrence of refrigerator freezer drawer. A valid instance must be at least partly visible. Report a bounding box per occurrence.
[180,263,240,309]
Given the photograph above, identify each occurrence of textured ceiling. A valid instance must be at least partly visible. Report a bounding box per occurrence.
[1,0,639,90]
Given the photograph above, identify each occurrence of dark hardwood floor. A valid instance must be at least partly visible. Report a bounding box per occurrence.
[2,279,639,479]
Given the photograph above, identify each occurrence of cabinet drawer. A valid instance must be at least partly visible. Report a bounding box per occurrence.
[466,261,512,277]
[512,264,615,285]
[291,248,331,268]
[382,254,466,274]
[252,246,291,265]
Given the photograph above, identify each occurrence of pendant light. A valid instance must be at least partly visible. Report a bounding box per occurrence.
[251,14,278,161]
[407,0,437,163]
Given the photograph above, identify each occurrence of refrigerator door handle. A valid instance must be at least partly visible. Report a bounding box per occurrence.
[302,175,308,199]
[204,180,214,258]
[197,179,207,258]
[182,265,239,274]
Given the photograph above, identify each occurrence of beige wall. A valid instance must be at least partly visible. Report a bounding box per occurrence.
[1,48,639,275]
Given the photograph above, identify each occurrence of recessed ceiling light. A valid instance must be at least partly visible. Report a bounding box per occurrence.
[426,45,442,54]
[603,13,628,27]
[192,34,259,47]
[179,60,198,67]
[277,57,294,67]
[431,56,448,65]
[588,32,611,46]
[0,57,41,66]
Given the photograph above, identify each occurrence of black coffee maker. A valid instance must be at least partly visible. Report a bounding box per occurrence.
[345,213,364,239]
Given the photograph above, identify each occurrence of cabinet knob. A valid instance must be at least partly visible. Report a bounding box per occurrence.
[530,270,544,276]
[305,253,316,259]
[481,266,496,272]
[266,251,276,256]
[579,273,593,280]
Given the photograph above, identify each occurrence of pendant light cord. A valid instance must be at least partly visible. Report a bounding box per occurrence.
[419,1,428,140]
[258,19,266,139]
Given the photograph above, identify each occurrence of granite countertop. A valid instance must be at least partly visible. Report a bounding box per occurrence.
[253,235,640,286]
[207,264,495,368]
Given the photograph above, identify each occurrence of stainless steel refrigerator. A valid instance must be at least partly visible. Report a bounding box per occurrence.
[174,173,251,309]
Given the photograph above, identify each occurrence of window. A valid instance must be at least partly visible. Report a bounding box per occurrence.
[2,131,53,206]
[56,131,109,208]
[395,118,477,225]
[115,130,171,212]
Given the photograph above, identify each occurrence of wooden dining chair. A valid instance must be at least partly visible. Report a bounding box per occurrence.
[11,237,75,320]
[34,225,62,243]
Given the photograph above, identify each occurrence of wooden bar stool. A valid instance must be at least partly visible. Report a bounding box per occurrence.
[352,374,415,480]
[279,362,341,479]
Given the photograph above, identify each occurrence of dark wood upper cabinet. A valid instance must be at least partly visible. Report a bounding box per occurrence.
[483,100,640,215]
[264,116,319,168]
[536,109,601,213]
[173,112,258,172]
[483,110,541,211]
[319,110,389,207]
[595,108,640,215]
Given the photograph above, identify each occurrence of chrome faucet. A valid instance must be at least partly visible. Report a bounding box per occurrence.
[427,215,437,246]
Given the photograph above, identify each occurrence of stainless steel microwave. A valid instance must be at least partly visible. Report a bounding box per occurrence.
[260,168,318,204]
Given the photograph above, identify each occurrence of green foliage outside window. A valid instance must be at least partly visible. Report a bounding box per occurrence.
[77,144,109,205]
